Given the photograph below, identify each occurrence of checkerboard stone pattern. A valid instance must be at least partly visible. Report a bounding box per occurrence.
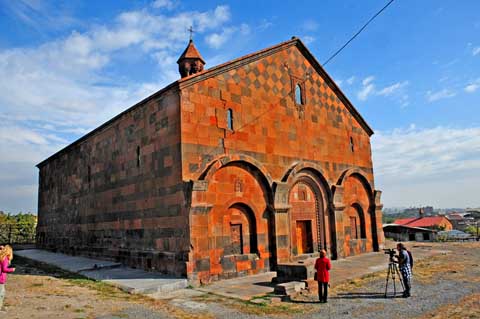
[36,39,384,285]
[181,42,384,283]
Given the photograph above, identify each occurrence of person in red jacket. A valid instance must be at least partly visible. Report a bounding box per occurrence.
[314,249,331,303]
[0,245,16,312]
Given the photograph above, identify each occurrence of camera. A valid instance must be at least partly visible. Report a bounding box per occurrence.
[383,248,396,260]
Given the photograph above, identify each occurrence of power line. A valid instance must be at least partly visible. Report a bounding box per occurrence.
[195,1,396,164]
[322,0,395,66]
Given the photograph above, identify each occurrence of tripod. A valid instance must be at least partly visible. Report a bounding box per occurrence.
[384,260,404,298]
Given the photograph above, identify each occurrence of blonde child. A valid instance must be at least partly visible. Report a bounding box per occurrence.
[0,245,16,311]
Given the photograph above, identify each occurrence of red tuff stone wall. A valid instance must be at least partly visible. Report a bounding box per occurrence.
[341,175,374,257]
[187,163,272,283]
[36,39,384,283]
[180,41,384,283]
[37,88,189,276]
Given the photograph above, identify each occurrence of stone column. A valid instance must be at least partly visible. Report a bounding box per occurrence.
[186,180,213,284]
[273,182,292,264]
[332,185,346,259]
[374,190,385,250]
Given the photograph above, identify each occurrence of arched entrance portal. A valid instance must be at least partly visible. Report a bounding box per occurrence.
[288,177,327,256]
[345,203,366,241]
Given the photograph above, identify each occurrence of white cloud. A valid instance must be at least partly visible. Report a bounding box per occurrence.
[372,126,480,207]
[357,76,375,101]
[426,89,456,102]
[377,81,409,97]
[151,0,176,10]
[257,19,273,31]
[464,78,480,93]
[0,3,242,213]
[472,46,480,56]
[347,76,355,85]
[302,36,315,45]
[205,23,250,49]
[0,5,235,127]
[400,94,409,108]
[356,76,410,105]
[0,125,67,213]
[0,0,78,32]
[362,76,375,86]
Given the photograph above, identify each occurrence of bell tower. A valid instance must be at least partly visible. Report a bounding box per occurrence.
[177,27,205,78]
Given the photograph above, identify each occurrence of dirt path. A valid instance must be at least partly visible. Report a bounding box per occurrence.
[4,242,479,319]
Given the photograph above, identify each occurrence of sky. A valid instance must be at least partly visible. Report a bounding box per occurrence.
[0,0,479,213]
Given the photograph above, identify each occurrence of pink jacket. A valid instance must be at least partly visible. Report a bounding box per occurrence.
[0,257,15,284]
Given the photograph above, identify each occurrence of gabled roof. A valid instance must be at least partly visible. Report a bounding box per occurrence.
[178,37,374,136]
[383,224,436,233]
[37,37,374,168]
[393,217,417,225]
[177,39,205,64]
[393,216,450,228]
[446,214,464,220]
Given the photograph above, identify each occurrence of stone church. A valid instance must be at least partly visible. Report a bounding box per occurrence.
[36,37,385,284]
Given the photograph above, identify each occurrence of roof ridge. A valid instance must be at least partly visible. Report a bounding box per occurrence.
[178,37,374,136]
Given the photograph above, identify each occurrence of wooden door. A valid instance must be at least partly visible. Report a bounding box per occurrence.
[296,221,312,254]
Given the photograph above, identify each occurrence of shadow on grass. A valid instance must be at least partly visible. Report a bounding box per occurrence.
[12,255,91,281]
[286,298,323,304]
[11,256,139,300]
[334,292,403,299]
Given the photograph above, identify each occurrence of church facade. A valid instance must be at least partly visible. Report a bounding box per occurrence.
[36,37,384,284]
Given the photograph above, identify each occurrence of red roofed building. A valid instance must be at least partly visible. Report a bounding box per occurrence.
[394,216,453,230]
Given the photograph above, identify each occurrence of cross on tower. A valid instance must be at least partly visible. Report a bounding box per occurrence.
[188,26,194,41]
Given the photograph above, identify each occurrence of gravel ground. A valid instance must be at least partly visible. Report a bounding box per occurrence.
[294,242,480,319]
[5,242,479,319]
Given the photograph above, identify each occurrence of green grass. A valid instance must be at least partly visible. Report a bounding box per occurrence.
[14,255,139,300]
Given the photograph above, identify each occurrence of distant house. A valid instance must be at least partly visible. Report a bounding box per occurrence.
[446,213,474,231]
[465,208,480,221]
[393,216,453,231]
[383,224,436,242]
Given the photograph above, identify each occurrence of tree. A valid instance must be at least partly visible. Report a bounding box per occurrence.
[464,225,479,237]
[0,211,37,243]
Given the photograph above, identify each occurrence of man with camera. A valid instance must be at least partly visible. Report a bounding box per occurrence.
[396,243,412,298]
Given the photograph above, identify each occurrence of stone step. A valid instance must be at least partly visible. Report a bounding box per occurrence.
[16,249,188,295]
[274,281,306,295]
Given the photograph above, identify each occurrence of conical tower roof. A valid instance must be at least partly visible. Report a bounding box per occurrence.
[177,39,205,64]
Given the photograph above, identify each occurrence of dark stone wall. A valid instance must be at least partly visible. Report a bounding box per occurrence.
[37,88,188,276]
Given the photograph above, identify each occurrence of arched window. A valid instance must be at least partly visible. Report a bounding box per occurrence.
[136,146,141,168]
[227,108,233,130]
[298,189,307,201]
[350,137,355,152]
[295,84,303,105]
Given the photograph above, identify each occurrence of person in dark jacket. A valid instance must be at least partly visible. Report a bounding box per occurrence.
[314,249,331,303]
[396,242,412,298]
